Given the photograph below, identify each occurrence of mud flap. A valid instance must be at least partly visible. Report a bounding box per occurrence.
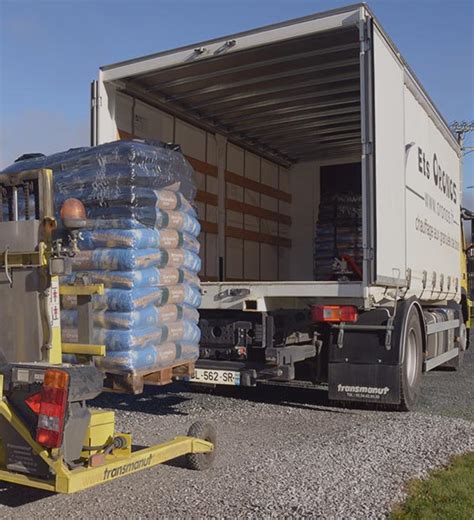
[327,300,420,405]
[328,362,400,404]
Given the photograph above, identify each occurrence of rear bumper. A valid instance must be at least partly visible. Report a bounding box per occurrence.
[194,359,284,387]
[194,359,402,404]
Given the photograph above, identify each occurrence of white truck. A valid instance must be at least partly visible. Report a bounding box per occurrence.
[91,3,470,409]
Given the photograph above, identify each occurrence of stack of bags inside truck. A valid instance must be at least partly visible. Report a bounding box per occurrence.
[3,141,202,378]
[313,192,363,281]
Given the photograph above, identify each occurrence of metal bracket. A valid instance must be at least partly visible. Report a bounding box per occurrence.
[332,322,395,350]
[363,247,374,260]
[384,275,402,351]
[337,324,345,349]
[359,19,372,52]
[215,287,250,301]
[332,272,400,351]
[362,142,374,155]
[405,268,412,290]
[3,247,12,287]
[384,320,394,350]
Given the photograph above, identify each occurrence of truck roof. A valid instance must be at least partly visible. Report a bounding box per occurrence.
[98,3,459,157]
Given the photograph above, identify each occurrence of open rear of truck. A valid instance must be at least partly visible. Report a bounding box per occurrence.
[91,4,465,407]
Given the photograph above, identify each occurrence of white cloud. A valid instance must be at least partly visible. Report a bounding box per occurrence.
[0,110,89,169]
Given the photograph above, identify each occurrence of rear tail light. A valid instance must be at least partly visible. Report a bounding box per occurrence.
[25,392,42,414]
[311,305,358,323]
[36,369,69,448]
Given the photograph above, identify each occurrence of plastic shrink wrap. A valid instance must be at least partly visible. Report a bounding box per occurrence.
[314,193,363,281]
[1,140,201,375]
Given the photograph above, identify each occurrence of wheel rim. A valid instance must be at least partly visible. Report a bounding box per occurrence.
[406,329,418,386]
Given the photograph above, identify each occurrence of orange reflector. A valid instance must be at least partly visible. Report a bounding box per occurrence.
[60,197,86,220]
[44,369,69,389]
[311,305,358,323]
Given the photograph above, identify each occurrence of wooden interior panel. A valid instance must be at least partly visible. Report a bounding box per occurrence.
[225,170,291,203]
[226,237,244,279]
[260,243,278,280]
[244,240,260,280]
[116,93,293,282]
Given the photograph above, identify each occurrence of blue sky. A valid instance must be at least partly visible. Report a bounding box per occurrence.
[0,0,473,206]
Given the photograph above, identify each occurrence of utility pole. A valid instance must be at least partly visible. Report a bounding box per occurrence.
[450,120,474,155]
[450,120,474,198]
[452,121,474,302]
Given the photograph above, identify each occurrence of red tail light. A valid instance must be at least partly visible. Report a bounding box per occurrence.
[36,369,69,448]
[25,392,42,414]
[311,305,358,323]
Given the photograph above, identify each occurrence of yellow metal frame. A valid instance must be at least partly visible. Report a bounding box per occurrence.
[59,284,105,297]
[58,283,106,359]
[62,343,106,356]
[0,377,213,493]
[0,267,214,494]
[1,243,48,268]
[0,168,215,493]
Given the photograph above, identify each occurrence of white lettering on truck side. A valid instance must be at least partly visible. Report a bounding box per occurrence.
[418,146,457,204]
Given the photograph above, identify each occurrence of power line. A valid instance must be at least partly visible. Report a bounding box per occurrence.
[450,121,474,157]
[451,120,474,135]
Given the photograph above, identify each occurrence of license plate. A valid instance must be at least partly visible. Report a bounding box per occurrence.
[191,368,240,386]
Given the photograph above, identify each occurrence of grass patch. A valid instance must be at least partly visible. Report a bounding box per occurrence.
[391,452,474,520]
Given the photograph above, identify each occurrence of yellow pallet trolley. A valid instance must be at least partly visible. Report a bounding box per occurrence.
[0,168,215,493]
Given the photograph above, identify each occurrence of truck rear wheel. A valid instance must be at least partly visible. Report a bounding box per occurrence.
[398,309,423,411]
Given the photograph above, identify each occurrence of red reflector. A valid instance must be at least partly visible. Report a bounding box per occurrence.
[37,429,61,447]
[35,369,69,449]
[25,392,42,414]
[311,305,358,323]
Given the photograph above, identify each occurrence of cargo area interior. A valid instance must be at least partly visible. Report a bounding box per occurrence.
[106,24,363,284]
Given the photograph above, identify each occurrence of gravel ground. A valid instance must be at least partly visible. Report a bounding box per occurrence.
[1,350,472,519]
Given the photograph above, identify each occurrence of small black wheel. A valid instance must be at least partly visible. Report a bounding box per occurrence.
[186,421,216,471]
[398,308,423,411]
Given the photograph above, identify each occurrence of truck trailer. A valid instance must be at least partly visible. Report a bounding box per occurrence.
[91,3,470,409]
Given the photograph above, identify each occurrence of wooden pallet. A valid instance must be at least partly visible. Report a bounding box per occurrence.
[104,360,195,394]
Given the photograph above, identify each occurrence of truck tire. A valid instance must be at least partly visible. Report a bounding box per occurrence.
[186,421,216,471]
[398,308,423,411]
